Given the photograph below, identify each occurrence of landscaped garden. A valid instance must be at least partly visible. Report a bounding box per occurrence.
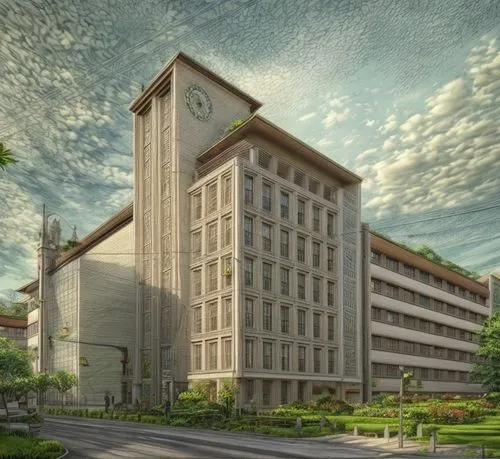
[0,432,65,459]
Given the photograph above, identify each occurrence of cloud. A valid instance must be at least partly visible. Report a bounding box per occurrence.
[379,114,397,134]
[299,112,316,121]
[322,107,350,128]
[365,119,375,127]
[317,137,333,147]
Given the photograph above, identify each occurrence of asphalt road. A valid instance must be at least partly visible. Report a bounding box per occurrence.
[42,416,413,459]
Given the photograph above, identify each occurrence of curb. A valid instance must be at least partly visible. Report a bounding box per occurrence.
[55,447,69,459]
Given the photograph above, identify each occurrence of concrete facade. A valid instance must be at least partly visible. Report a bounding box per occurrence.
[0,315,27,349]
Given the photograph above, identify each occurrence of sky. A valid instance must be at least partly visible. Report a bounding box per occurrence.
[1,0,499,298]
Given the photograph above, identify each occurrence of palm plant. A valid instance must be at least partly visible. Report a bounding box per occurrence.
[0,142,17,170]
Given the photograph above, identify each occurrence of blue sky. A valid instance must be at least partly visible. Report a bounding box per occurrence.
[1,0,499,297]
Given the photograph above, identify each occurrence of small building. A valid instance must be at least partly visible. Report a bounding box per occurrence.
[0,315,27,349]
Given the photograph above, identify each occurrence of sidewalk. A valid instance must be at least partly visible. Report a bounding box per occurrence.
[316,434,471,457]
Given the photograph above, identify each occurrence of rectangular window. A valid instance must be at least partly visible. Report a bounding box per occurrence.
[419,319,430,333]
[309,178,319,195]
[294,170,305,187]
[280,191,289,219]
[297,236,306,262]
[434,300,444,312]
[297,199,305,226]
[224,298,232,328]
[328,349,335,374]
[263,301,273,331]
[372,279,382,293]
[328,316,335,341]
[404,315,416,328]
[297,381,307,402]
[245,380,254,403]
[327,213,335,238]
[280,305,290,334]
[245,339,254,368]
[434,277,443,288]
[193,343,202,371]
[312,206,321,232]
[403,289,414,303]
[280,230,289,258]
[192,192,202,220]
[371,250,381,264]
[403,264,415,277]
[263,342,273,369]
[244,175,254,205]
[207,222,218,253]
[208,341,217,370]
[387,257,399,272]
[245,298,254,328]
[297,273,306,300]
[313,313,321,338]
[207,182,217,214]
[192,231,201,260]
[420,344,431,357]
[277,161,290,179]
[386,283,399,299]
[297,309,306,336]
[244,258,254,287]
[327,247,335,272]
[222,175,231,207]
[207,262,218,292]
[280,267,290,296]
[298,345,306,372]
[281,344,290,371]
[258,149,272,169]
[434,323,444,335]
[312,242,321,268]
[419,294,430,308]
[222,216,232,247]
[262,380,272,405]
[262,182,272,212]
[386,311,399,324]
[223,257,232,288]
[313,277,321,304]
[403,341,414,354]
[262,262,273,292]
[192,269,201,296]
[280,380,289,405]
[193,307,202,334]
[447,282,455,294]
[244,216,253,247]
[420,270,430,283]
[207,301,218,331]
[314,348,321,373]
[262,222,272,252]
[223,339,232,369]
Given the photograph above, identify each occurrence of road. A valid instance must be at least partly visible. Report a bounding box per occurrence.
[41,416,419,459]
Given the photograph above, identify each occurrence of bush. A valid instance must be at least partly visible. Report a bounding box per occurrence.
[0,433,65,459]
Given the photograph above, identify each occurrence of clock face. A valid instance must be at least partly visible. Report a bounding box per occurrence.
[185,84,213,121]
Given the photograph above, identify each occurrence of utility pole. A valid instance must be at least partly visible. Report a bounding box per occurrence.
[399,365,404,449]
[38,204,47,374]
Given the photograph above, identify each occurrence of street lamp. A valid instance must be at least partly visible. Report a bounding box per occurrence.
[399,365,404,449]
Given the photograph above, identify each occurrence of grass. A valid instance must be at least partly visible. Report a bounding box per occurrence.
[0,433,65,459]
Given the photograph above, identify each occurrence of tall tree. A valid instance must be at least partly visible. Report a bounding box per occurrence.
[471,313,500,391]
[53,370,78,409]
[0,142,17,170]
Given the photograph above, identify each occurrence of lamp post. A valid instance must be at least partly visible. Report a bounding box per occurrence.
[399,365,404,449]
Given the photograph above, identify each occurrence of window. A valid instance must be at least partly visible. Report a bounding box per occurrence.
[223,257,232,288]
[207,302,218,331]
[280,191,289,219]
[420,344,431,357]
[223,339,232,369]
[371,250,381,264]
[262,182,272,212]
[281,380,289,405]
[313,313,321,338]
[328,349,335,374]
[192,231,201,260]
[207,182,217,214]
[263,301,273,331]
[434,300,444,312]
[447,282,455,294]
[277,161,290,179]
[245,380,254,403]
[207,262,218,292]
[386,338,399,351]
[262,222,272,252]
[419,319,430,332]
[298,345,306,372]
[192,193,202,220]
[244,216,253,247]
[280,305,290,334]
[403,341,414,354]
[323,184,334,202]
[244,175,254,205]
[192,269,201,296]
[386,283,398,299]
[281,344,290,371]
[297,236,306,262]
[262,380,272,405]
[371,279,382,293]
[222,216,231,247]
[297,273,306,300]
[309,178,319,195]
[208,341,217,370]
[434,277,443,288]
[223,298,232,328]
[327,247,335,272]
[404,315,416,328]
[294,170,305,187]
[419,295,430,308]
[297,199,305,226]
[280,267,290,296]
[403,289,414,303]
[387,257,399,272]
[312,206,321,232]
[245,339,254,368]
[327,213,335,238]
[263,342,273,369]
[297,310,306,336]
[313,277,321,303]
[192,343,202,371]
[403,264,415,277]
[312,242,321,268]
[297,381,307,402]
[223,175,232,206]
[280,230,289,258]
[328,316,335,341]
[314,348,321,373]
[372,307,382,321]
[458,286,466,297]
[193,307,202,334]
[245,298,254,328]
[434,347,445,359]
[419,270,430,283]
[434,323,444,335]
[258,149,272,169]
[244,258,254,287]
[446,327,456,338]
[207,222,218,253]
[386,311,399,324]
[262,262,273,291]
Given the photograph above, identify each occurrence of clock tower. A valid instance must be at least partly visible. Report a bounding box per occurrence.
[129,53,261,404]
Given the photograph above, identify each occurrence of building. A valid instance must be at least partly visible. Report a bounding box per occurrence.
[129,52,364,407]
[0,315,27,349]
[367,232,491,397]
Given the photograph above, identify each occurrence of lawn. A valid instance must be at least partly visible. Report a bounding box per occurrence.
[0,433,65,459]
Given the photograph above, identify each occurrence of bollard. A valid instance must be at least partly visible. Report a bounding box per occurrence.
[295,416,302,434]
[428,429,436,453]
[353,426,359,436]
[384,425,390,441]
[416,423,423,438]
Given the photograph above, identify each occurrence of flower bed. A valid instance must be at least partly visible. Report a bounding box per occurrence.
[0,433,65,459]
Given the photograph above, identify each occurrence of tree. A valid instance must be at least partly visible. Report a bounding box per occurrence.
[52,370,78,409]
[33,372,55,412]
[471,313,500,391]
[0,337,33,419]
[0,142,17,170]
